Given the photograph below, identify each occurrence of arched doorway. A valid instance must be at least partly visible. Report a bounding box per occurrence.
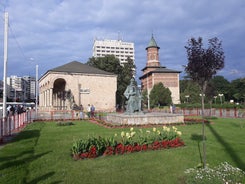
[53,78,66,110]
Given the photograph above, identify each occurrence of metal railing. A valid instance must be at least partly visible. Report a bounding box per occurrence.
[0,110,35,143]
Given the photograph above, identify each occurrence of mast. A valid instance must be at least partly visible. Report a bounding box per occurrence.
[2,12,9,119]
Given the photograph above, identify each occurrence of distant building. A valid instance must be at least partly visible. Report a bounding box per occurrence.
[6,75,36,102]
[7,75,26,101]
[139,35,181,104]
[38,61,117,111]
[23,76,36,100]
[92,39,135,64]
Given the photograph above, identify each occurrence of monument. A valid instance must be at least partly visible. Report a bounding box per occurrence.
[123,78,143,114]
[105,77,184,125]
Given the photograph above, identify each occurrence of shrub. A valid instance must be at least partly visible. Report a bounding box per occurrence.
[56,121,74,126]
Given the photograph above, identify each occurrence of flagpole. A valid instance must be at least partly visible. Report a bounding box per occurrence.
[2,12,9,119]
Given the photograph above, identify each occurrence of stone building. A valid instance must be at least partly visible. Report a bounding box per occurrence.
[39,61,117,111]
[139,35,181,105]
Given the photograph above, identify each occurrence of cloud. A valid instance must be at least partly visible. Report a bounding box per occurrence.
[0,0,244,81]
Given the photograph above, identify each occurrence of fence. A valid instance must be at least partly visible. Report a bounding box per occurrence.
[0,110,35,143]
[1,108,244,143]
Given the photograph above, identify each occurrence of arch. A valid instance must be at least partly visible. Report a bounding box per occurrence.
[53,78,67,110]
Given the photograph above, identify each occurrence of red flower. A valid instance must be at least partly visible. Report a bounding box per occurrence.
[80,152,89,159]
[103,146,114,156]
[115,143,125,155]
[141,144,148,151]
[125,145,133,153]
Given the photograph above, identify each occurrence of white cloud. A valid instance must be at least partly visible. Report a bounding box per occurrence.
[0,0,244,81]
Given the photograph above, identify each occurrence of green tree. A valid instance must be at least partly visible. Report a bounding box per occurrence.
[185,37,225,168]
[87,55,135,108]
[210,75,230,102]
[180,80,200,103]
[149,82,172,108]
[141,89,148,108]
[230,78,245,104]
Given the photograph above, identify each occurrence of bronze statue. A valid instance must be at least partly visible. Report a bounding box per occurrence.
[124,78,142,114]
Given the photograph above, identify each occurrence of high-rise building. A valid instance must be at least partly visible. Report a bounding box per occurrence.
[92,39,135,64]
[23,76,36,100]
[7,75,36,102]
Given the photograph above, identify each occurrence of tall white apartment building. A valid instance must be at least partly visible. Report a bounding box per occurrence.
[6,75,36,101]
[92,39,135,64]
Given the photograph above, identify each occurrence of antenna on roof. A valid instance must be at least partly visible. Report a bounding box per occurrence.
[118,31,122,41]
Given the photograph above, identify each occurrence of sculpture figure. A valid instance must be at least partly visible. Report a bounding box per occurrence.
[124,78,142,114]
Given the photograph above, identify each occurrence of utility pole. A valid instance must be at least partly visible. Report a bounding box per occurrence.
[2,12,8,119]
[35,64,38,119]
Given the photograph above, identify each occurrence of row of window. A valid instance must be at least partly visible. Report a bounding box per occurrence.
[95,54,134,60]
[95,50,133,54]
[95,46,133,50]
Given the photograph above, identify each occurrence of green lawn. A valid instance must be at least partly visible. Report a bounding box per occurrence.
[0,118,244,184]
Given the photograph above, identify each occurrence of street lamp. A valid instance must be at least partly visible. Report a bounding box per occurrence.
[185,95,190,103]
[218,94,223,105]
[214,96,217,104]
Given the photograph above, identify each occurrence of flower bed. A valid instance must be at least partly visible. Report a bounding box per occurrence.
[71,126,185,160]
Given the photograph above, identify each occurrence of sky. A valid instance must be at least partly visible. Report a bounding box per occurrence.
[0,0,244,82]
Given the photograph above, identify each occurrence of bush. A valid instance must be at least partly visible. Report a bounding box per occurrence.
[56,121,74,126]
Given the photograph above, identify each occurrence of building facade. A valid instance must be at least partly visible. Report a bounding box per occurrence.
[38,61,117,112]
[6,75,36,102]
[92,39,135,64]
[139,35,181,105]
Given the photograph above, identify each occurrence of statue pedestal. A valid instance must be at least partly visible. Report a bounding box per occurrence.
[105,112,184,125]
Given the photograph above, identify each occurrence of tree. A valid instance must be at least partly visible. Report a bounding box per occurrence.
[185,37,225,168]
[87,55,135,108]
[210,75,230,102]
[180,80,200,103]
[230,78,245,104]
[149,82,172,108]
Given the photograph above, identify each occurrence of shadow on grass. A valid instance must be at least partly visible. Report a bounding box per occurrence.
[0,150,52,170]
[191,134,204,165]
[206,124,245,170]
[23,171,62,184]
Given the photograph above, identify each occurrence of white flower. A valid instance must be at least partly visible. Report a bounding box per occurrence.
[177,131,182,136]
[121,131,125,137]
[163,126,167,131]
[126,132,130,138]
[153,127,157,132]
[157,130,161,135]
[130,131,136,137]
[146,130,151,133]
[130,127,134,132]
[114,133,117,137]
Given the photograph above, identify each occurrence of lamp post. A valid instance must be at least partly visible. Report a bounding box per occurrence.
[35,64,38,118]
[214,96,217,104]
[218,94,223,105]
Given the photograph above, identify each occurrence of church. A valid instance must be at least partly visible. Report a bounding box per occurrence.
[139,35,181,105]
[38,61,117,111]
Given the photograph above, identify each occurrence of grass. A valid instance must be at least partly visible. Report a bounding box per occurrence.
[0,118,244,184]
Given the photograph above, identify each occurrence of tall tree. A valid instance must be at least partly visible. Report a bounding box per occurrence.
[149,82,172,108]
[210,75,230,102]
[185,37,225,168]
[87,55,135,108]
[230,78,245,103]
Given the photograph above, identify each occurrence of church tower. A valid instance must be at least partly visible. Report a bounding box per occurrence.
[140,35,181,106]
[146,34,160,67]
